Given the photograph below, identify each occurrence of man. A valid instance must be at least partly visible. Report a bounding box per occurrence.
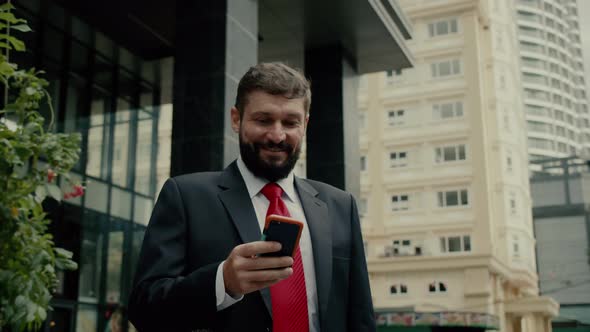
[128,62,375,332]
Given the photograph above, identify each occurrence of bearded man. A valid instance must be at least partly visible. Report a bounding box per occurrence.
[128,62,375,332]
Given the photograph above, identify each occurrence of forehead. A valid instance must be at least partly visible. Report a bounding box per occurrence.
[244,90,306,117]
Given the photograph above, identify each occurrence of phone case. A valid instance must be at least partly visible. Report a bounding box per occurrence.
[260,214,304,257]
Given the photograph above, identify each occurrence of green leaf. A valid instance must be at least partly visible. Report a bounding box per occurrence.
[25,86,36,95]
[0,12,25,24]
[55,258,77,270]
[14,295,26,306]
[13,160,29,178]
[0,34,25,51]
[11,24,32,32]
[37,306,47,321]
[46,183,62,201]
[0,59,14,74]
[0,3,15,11]
[54,248,73,259]
[35,185,47,202]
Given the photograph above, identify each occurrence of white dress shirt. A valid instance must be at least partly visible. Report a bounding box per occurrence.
[214,158,319,332]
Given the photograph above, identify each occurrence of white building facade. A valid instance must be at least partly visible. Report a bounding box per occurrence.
[517,0,590,161]
[359,0,558,330]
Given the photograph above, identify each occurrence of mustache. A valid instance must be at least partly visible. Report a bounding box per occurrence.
[254,141,293,152]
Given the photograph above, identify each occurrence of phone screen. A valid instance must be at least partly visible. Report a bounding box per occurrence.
[260,219,301,257]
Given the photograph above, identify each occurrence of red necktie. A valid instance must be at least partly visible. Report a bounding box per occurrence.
[261,183,309,332]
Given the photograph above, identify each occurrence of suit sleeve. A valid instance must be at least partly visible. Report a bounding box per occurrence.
[128,178,219,331]
[347,195,376,332]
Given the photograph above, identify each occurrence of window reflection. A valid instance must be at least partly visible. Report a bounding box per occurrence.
[78,211,104,302]
[106,221,125,305]
[15,1,165,330]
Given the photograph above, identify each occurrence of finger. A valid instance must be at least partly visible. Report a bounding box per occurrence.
[244,256,294,271]
[242,267,293,283]
[235,241,281,257]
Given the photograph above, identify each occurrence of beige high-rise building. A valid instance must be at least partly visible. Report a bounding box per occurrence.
[358,0,558,331]
[517,0,590,162]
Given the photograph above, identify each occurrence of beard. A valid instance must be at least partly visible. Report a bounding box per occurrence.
[239,134,301,182]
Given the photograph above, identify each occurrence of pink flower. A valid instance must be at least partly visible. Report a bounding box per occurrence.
[72,184,85,197]
[47,169,56,183]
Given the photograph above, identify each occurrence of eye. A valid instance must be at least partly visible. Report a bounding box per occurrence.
[255,118,272,125]
[283,120,300,128]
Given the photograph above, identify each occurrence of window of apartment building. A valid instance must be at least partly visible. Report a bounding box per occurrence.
[567,130,575,140]
[512,235,520,257]
[525,105,548,116]
[528,137,553,150]
[360,156,367,172]
[555,126,566,137]
[359,198,368,217]
[391,195,410,211]
[388,109,405,126]
[569,145,577,155]
[428,18,459,38]
[506,150,513,172]
[440,235,471,253]
[431,59,461,78]
[557,142,567,153]
[385,69,403,84]
[527,121,552,134]
[359,112,367,130]
[433,101,463,120]
[391,239,422,256]
[428,281,447,293]
[555,110,565,121]
[435,144,466,163]
[390,283,408,295]
[509,192,517,215]
[390,151,408,168]
[437,189,469,207]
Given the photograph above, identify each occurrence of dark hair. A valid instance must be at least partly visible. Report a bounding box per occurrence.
[235,62,311,117]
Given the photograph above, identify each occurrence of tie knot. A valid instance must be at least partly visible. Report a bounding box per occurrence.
[261,183,283,201]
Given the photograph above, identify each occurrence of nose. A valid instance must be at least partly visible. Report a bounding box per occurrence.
[267,123,286,143]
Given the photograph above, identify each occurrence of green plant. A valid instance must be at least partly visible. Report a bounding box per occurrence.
[0,3,81,331]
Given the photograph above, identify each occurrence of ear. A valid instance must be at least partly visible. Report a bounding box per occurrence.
[230,107,240,133]
[303,114,310,134]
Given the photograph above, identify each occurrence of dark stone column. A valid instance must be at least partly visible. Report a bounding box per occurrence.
[304,45,360,197]
[171,0,257,176]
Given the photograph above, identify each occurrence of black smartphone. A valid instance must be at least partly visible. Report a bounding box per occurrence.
[260,214,304,257]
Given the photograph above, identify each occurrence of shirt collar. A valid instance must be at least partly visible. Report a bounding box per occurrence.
[236,157,297,202]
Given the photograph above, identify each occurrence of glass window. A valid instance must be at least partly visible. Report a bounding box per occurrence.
[428,18,459,37]
[78,212,105,303]
[446,191,459,206]
[463,236,471,251]
[106,221,124,304]
[84,180,109,214]
[110,187,132,220]
[448,236,462,252]
[133,196,154,226]
[460,189,469,205]
[432,59,462,78]
[76,304,98,332]
[112,98,132,188]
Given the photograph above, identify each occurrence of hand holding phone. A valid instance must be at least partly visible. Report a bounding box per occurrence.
[260,214,304,257]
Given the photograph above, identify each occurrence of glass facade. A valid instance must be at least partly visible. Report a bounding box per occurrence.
[14,0,167,330]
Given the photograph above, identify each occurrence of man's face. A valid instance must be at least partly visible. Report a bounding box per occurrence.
[231,90,309,182]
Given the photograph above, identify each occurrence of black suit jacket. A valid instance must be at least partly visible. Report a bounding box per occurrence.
[128,162,375,331]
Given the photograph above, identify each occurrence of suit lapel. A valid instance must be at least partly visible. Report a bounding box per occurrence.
[295,177,331,327]
[217,162,272,316]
